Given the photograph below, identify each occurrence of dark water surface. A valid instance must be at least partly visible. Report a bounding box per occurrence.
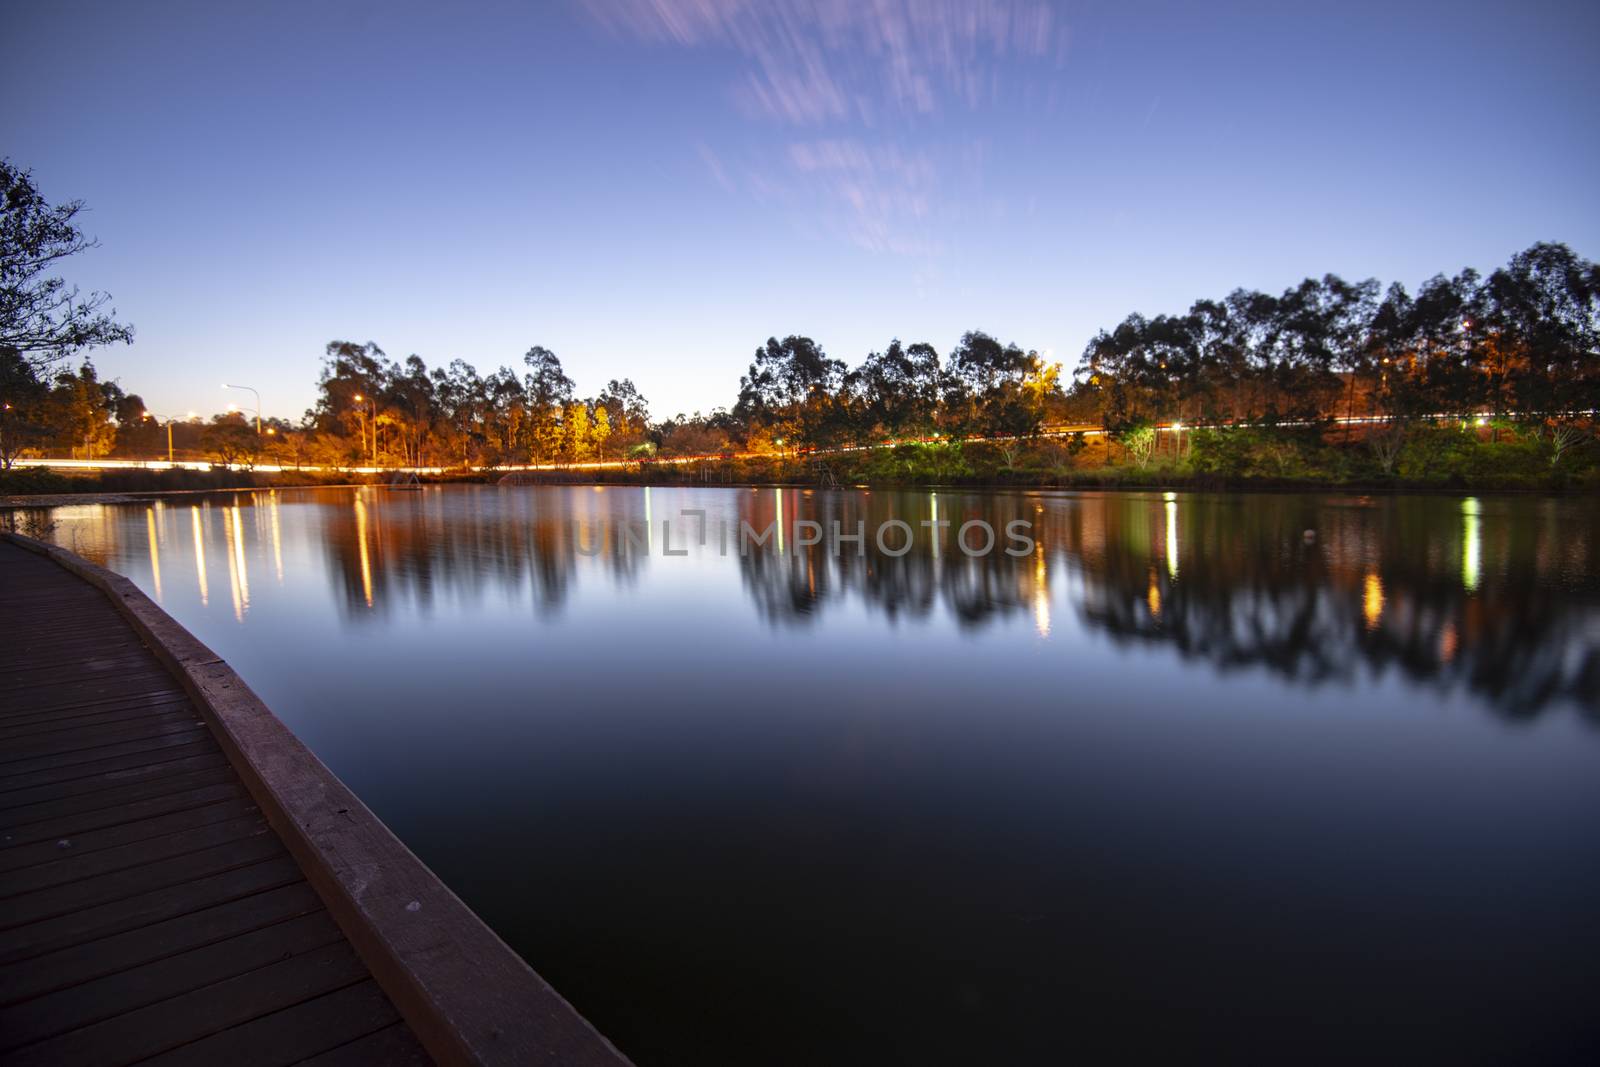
[23,486,1600,1064]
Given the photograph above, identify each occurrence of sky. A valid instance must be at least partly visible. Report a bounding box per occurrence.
[6,0,1599,423]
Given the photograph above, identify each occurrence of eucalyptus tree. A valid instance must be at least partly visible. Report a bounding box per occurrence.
[484,366,528,465]
[431,359,487,466]
[597,378,651,455]
[944,330,1044,437]
[735,335,846,448]
[849,338,942,440]
[1482,242,1600,460]
[522,345,574,462]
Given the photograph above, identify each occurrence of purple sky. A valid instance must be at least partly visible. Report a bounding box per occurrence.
[7,0,1598,422]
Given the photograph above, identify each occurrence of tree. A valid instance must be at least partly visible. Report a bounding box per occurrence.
[589,403,612,460]
[1,160,134,371]
[316,341,386,455]
[1114,418,1157,468]
[735,335,845,448]
[597,378,649,453]
[0,347,50,468]
[386,354,438,466]
[51,362,118,459]
[559,401,592,464]
[658,413,728,456]
[1482,243,1599,439]
[203,414,259,468]
[523,346,574,462]
[432,358,486,466]
[849,339,942,439]
[483,366,527,465]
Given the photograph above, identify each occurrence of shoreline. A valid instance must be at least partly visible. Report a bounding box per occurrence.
[3,474,1590,511]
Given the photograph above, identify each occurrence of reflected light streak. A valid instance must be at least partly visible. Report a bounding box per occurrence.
[269,492,283,582]
[190,506,208,605]
[645,486,653,553]
[146,508,162,601]
[1033,545,1050,638]
[355,495,374,607]
[1462,497,1481,592]
[930,493,939,559]
[1164,494,1179,579]
[1363,572,1384,630]
[222,506,245,621]
[775,488,784,554]
[232,506,250,616]
[1147,570,1161,619]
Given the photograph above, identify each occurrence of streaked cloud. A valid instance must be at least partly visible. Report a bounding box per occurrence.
[585,0,1065,123]
[786,139,939,254]
[584,1,1068,257]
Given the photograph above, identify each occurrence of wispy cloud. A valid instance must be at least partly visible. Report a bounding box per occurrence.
[583,1,1069,258]
[585,0,1065,123]
[786,138,939,254]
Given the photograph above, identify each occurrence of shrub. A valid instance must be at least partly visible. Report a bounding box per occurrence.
[1185,427,1327,480]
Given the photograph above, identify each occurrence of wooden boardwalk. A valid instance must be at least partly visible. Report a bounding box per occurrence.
[0,540,432,1065]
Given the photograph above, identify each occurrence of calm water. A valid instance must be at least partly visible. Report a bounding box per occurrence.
[19,486,1600,1064]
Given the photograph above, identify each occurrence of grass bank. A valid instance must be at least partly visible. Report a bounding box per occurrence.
[5,424,1596,499]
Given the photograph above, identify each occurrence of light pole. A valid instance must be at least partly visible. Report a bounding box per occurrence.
[221,384,262,435]
[144,411,197,464]
[353,393,377,465]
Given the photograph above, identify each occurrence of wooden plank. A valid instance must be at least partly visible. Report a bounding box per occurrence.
[0,655,164,692]
[140,978,401,1067]
[0,642,151,677]
[298,1022,433,1066]
[0,882,325,1004]
[0,696,194,738]
[2,811,268,898]
[0,724,212,781]
[2,830,283,929]
[1,780,247,849]
[0,941,371,1067]
[0,712,205,764]
[0,765,240,833]
[0,705,203,751]
[0,854,303,965]
[0,738,220,795]
[0,688,199,727]
[0,795,257,873]
[0,667,186,708]
[0,750,230,814]
[0,911,345,1051]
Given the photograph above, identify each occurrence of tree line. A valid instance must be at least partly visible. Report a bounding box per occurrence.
[2,158,1595,472]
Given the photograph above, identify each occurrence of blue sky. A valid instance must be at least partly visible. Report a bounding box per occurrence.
[7,0,1598,422]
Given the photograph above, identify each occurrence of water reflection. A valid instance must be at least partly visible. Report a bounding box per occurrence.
[145,506,161,601]
[11,486,1599,721]
[10,484,1600,1062]
[190,505,207,606]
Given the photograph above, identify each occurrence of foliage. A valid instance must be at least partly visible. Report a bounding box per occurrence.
[202,414,260,468]
[1185,426,1335,480]
[860,442,973,483]
[0,160,133,371]
[1112,419,1157,468]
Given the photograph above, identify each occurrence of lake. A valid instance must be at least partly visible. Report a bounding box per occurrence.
[18,485,1600,1064]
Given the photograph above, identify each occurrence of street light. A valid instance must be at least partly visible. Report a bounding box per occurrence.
[352,393,377,465]
[221,384,262,435]
[144,411,196,464]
